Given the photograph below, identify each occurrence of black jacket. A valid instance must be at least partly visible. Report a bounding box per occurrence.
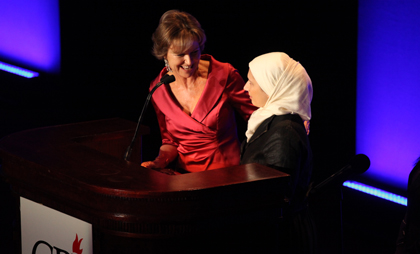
[240,114,313,211]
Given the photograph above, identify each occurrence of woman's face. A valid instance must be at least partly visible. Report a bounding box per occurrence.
[165,40,201,79]
[244,69,269,108]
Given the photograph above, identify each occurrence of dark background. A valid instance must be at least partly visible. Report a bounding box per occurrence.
[0,1,407,253]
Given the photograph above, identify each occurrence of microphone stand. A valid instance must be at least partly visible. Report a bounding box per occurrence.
[124,74,175,161]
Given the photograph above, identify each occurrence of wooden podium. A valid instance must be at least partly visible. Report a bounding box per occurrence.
[0,118,289,254]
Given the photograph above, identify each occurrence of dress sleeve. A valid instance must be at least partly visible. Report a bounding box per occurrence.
[225,66,258,120]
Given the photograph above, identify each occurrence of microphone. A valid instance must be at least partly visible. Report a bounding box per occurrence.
[309,154,370,195]
[124,74,176,161]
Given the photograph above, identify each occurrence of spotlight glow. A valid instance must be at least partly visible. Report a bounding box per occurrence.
[0,61,39,78]
[343,181,407,206]
[357,0,420,190]
[0,0,61,73]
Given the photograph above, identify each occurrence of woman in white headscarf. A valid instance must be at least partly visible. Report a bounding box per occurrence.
[240,52,316,253]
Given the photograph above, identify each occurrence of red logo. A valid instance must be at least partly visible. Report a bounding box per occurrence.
[73,234,83,254]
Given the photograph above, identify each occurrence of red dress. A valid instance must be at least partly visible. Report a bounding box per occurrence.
[150,55,257,172]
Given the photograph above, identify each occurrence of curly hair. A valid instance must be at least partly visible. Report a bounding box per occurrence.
[151,10,206,60]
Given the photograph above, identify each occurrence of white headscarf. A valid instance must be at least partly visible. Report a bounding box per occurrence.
[245,52,313,141]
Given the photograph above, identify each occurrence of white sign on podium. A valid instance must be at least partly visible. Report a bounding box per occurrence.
[20,197,93,254]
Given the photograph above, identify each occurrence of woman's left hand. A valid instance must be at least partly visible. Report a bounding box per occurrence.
[304,120,310,135]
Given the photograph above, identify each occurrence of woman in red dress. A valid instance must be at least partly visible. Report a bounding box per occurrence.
[141,10,256,173]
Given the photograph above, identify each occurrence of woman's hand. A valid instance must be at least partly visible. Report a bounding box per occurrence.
[141,144,178,169]
[304,120,310,135]
[141,157,169,169]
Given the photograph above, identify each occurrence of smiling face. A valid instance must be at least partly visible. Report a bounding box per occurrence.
[244,69,269,108]
[165,40,201,79]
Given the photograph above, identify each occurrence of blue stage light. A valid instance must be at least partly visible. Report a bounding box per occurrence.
[0,0,60,73]
[357,0,420,190]
[343,180,407,206]
[0,61,39,78]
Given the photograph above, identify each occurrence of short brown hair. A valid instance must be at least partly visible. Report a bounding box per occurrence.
[151,10,206,60]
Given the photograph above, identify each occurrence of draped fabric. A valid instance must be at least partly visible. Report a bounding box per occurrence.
[246,52,313,141]
[150,54,257,172]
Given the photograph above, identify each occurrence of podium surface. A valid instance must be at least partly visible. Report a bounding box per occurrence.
[0,118,289,253]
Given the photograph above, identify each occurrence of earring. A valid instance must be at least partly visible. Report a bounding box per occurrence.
[164,59,171,72]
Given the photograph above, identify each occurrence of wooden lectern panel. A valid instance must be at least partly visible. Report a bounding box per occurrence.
[0,118,289,253]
